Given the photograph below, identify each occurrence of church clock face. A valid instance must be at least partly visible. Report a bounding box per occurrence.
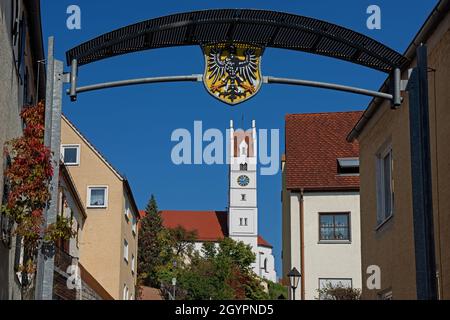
[237,175,250,187]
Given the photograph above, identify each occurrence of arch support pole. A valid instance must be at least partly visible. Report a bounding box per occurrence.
[264,76,394,101]
[67,74,398,103]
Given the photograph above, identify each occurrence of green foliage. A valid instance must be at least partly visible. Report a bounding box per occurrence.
[176,238,269,300]
[137,198,268,300]
[317,283,361,300]
[137,195,164,287]
[267,281,288,300]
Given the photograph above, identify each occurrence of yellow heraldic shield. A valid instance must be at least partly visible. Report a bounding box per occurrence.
[203,43,263,105]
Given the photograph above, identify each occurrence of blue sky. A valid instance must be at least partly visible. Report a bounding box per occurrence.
[41,0,438,278]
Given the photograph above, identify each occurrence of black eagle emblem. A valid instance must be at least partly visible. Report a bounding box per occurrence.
[207,45,259,102]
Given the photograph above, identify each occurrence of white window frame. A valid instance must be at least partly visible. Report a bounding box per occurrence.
[87,186,108,209]
[376,144,394,227]
[61,144,81,166]
[131,254,135,274]
[123,239,129,263]
[132,214,137,236]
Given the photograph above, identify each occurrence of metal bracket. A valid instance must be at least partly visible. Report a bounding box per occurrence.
[400,68,414,91]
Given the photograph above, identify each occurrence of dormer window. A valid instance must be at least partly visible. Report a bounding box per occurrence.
[337,158,359,175]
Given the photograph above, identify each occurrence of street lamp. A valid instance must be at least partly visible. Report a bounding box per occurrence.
[287,267,301,300]
[172,277,177,301]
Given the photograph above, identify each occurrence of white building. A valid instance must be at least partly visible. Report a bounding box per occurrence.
[155,120,276,282]
[282,112,363,300]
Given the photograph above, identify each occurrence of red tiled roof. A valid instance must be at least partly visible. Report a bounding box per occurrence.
[161,210,228,242]
[285,111,362,191]
[139,210,272,248]
[258,235,273,248]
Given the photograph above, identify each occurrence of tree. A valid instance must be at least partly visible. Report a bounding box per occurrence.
[267,281,288,300]
[176,238,269,300]
[137,195,164,288]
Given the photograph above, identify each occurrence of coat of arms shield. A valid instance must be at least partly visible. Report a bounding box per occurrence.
[203,43,263,105]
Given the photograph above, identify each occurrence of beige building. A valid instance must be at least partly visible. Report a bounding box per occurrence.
[53,164,113,300]
[348,0,450,300]
[282,112,363,300]
[0,0,45,300]
[60,115,139,300]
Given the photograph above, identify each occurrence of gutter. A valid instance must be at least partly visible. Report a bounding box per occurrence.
[347,0,450,142]
[124,179,141,220]
[299,189,305,300]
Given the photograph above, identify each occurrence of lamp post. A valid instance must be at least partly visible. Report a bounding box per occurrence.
[172,277,177,300]
[287,267,301,300]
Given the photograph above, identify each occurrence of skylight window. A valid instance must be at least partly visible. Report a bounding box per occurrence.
[337,158,360,175]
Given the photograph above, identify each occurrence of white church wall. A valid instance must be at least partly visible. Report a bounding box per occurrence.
[230,188,257,207]
[258,246,277,282]
[229,208,257,236]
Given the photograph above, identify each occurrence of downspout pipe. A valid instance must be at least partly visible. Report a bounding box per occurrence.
[300,189,305,300]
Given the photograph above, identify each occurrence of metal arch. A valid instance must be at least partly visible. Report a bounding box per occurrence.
[65,9,408,73]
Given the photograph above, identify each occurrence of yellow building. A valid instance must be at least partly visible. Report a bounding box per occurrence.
[348,0,450,300]
[60,115,139,300]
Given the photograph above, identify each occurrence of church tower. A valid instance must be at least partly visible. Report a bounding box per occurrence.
[228,120,259,270]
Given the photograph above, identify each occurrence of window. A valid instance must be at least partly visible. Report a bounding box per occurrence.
[241,194,246,201]
[263,258,268,273]
[17,13,26,84]
[61,145,80,166]
[319,278,352,300]
[123,284,129,300]
[376,146,394,226]
[131,254,135,274]
[87,186,108,208]
[132,215,137,235]
[319,213,350,241]
[337,158,360,175]
[240,163,248,171]
[239,218,248,227]
[123,239,129,263]
[124,197,131,221]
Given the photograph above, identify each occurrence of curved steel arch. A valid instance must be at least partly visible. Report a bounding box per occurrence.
[66,9,407,73]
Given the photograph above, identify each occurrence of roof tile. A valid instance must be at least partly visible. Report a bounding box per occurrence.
[285,111,362,190]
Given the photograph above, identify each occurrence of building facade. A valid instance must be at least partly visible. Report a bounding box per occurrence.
[348,0,450,300]
[0,0,45,300]
[60,115,140,300]
[53,164,112,300]
[282,112,363,300]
